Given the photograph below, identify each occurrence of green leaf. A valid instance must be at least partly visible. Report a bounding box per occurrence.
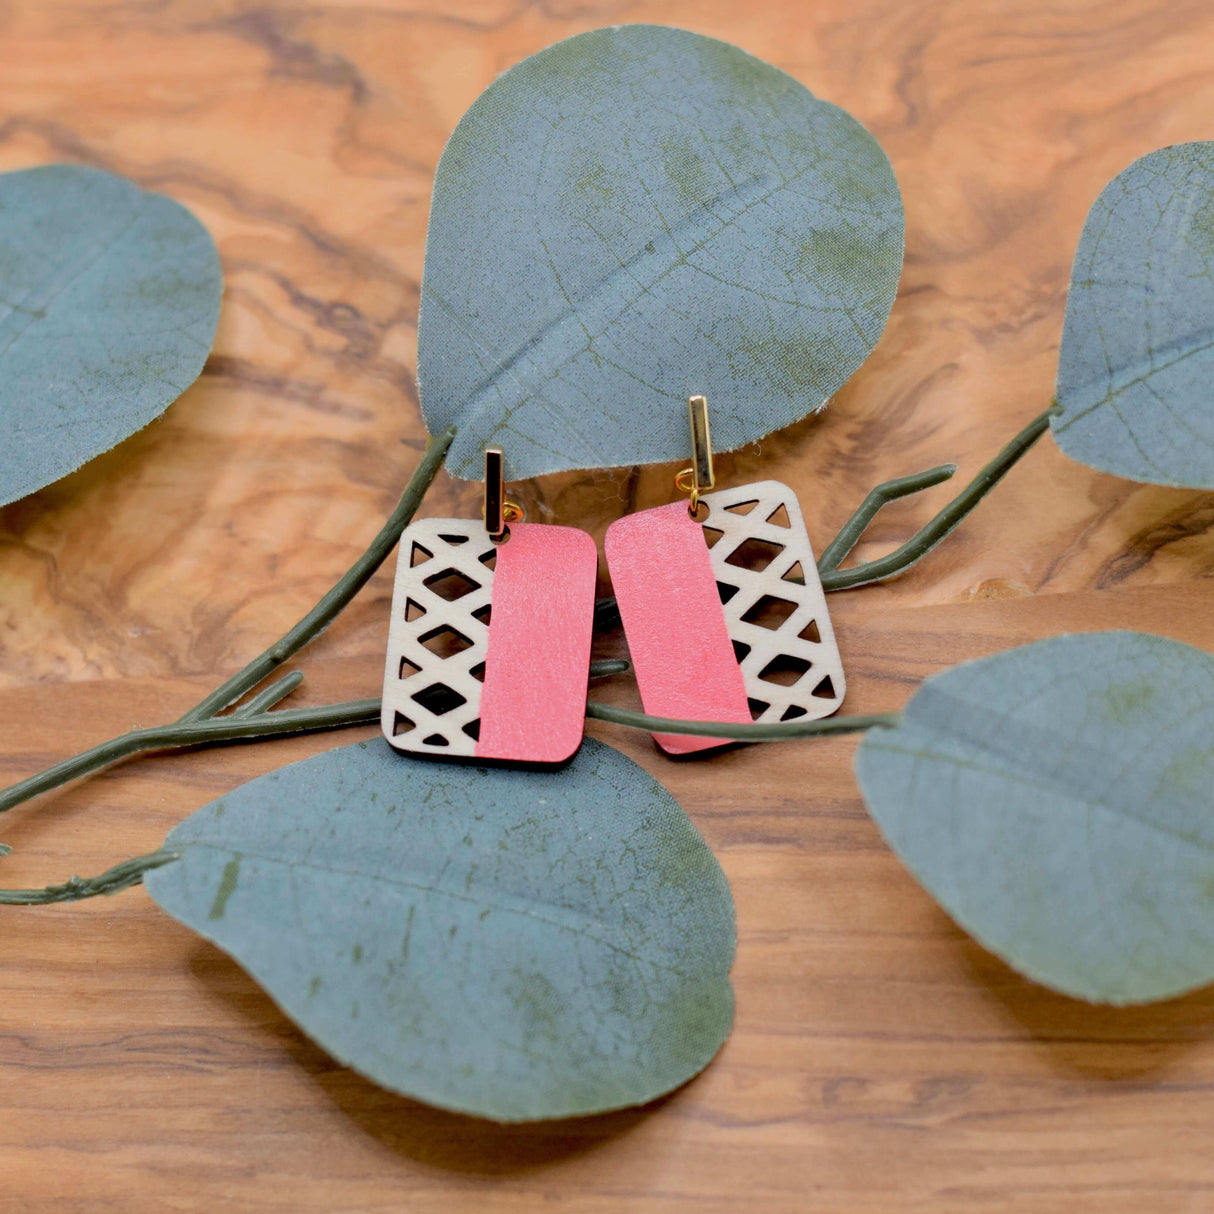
[1053,142,1214,488]
[144,736,735,1121]
[854,631,1214,1005]
[419,24,903,480]
[0,164,221,506]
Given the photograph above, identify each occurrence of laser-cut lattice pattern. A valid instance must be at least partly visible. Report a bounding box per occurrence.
[380,518,496,756]
[700,480,845,723]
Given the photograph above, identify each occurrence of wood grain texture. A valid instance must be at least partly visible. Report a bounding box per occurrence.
[2,0,1214,1209]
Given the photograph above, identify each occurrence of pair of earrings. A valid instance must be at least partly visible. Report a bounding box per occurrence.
[380,397,846,764]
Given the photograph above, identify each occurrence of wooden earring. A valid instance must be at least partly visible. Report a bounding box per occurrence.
[381,448,597,764]
[604,396,846,755]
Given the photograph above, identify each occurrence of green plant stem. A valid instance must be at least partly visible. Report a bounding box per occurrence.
[0,850,178,906]
[816,463,958,574]
[233,670,304,717]
[819,404,1056,591]
[586,701,900,741]
[0,661,630,822]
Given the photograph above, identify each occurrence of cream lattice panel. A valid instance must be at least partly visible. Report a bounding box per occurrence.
[700,480,846,723]
[380,518,496,757]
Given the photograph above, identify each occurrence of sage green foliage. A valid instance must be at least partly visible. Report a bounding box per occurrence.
[419,24,904,480]
[145,737,735,1121]
[1053,142,1214,487]
[0,164,221,506]
[855,631,1214,1005]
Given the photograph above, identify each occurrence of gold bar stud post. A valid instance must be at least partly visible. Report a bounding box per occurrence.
[688,394,715,495]
[484,447,506,539]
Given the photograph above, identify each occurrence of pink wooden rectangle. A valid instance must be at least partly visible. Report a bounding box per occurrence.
[476,522,598,764]
[604,502,752,754]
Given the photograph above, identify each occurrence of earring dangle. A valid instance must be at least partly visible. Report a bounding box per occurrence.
[604,396,846,755]
[381,448,598,764]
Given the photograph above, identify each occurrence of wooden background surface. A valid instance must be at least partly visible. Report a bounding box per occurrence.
[2,1,1214,1209]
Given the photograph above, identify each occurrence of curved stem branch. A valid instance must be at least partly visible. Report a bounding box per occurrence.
[586,701,900,741]
[816,463,958,574]
[0,701,385,817]
[820,404,1057,591]
[233,670,304,717]
[0,850,178,906]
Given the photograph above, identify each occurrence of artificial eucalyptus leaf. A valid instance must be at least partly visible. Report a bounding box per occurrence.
[144,736,735,1121]
[1053,142,1214,487]
[855,631,1214,1005]
[418,24,903,480]
[0,164,221,506]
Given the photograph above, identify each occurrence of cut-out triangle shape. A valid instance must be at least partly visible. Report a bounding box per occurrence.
[811,675,836,699]
[766,503,791,528]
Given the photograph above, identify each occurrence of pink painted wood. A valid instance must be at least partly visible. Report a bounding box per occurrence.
[604,501,752,754]
[476,522,598,763]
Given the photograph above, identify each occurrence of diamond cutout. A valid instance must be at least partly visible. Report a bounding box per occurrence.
[724,537,784,573]
[758,654,811,686]
[419,625,473,659]
[740,594,798,630]
[423,568,479,601]
[411,683,467,716]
